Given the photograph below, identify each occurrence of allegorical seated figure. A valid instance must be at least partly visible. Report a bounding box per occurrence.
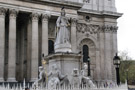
[32,66,46,89]
[48,64,69,88]
[80,63,95,88]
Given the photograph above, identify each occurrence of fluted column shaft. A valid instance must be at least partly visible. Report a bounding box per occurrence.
[31,13,39,81]
[8,9,17,82]
[42,14,49,56]
[0,8,6,82]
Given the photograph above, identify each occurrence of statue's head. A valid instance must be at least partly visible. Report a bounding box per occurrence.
[83,63,88,70]
[61,7,66,16]
[72,68,79,76]
[39,66,44,72]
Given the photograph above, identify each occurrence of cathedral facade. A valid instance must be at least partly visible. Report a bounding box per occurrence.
[0,0,122,82]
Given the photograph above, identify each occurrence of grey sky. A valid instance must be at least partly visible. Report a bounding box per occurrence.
[116,0,135,59]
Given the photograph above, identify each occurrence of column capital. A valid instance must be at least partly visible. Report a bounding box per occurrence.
[42,13,50,22]
[0,7,6,17]
[9,9,18,19]
[31,12,39,21]
[71,18,78,27]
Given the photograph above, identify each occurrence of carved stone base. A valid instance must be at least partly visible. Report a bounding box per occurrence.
[45,53,81,82]
[31,78,38,82]
[54,43,72,53]
[7,78,17,82]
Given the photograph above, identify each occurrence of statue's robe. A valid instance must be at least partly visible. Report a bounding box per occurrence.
[55,16,70,46]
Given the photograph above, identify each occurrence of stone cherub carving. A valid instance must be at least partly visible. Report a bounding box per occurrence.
[48,64,69,88]
[80,63,95,88]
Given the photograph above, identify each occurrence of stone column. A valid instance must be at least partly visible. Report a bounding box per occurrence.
[42,14,49,56]
[0,7,6,82]
[99,30,105,81]
[27,19,32,81]
[71,18,77,53]
[104,25,112,81]
[31,13,39,81]
[7,9,17,82]
[112,26,118,82]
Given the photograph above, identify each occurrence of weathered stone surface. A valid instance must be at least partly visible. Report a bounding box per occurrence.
[0,0,122,83]
[31,12,39,82]
[7,9,18,82]
[0,7,6,82]
[45,53,82,82]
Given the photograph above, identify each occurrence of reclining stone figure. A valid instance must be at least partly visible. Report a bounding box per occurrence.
[48,64,69,88]
[80,63,96,88]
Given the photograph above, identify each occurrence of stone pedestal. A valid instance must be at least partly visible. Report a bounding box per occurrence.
[45,53,81,82]
[55,43,72,53]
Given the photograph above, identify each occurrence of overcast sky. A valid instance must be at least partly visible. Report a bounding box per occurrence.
[116,0,135,59]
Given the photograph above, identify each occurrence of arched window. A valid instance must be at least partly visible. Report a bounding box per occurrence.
[83,45,89,62]
[48,40,54,54]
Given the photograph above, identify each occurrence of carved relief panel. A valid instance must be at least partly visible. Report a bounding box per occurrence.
[77,23,100,34]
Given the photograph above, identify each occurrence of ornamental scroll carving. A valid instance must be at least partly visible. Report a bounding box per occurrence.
[101,25,118,33]
[77,23,100,34]
[77,24,118,34]
[83,0,90,3]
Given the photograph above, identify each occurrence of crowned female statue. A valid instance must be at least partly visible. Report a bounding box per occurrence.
[55,7,72,53]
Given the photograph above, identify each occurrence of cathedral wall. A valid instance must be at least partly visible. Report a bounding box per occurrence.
[76,13,118,82]
[0,0,121,83]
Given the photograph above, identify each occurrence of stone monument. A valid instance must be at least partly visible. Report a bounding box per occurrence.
[45,7,81,83]
[54,7,72,53]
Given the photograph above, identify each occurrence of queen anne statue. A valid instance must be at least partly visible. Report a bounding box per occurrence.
[54,7,72,53]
